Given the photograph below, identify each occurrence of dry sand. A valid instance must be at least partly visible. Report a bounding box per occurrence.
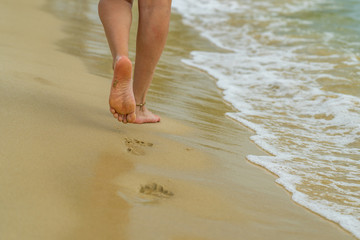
[0,0,356,239]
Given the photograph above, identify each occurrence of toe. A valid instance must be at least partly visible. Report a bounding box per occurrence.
[110,108,115,114]
[127,112,136,123]
[118,115,123,122]
[113,113,119,119]
[122,114,128,124]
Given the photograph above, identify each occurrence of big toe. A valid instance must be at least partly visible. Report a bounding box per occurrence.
[127,112,136,123]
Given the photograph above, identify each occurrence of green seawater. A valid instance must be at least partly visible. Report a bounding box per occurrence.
[283,0,360,97]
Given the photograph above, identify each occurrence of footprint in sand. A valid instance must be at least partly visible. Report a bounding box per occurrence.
[124,137,153,155]
[139,183,174,198]
[117,182,174,204]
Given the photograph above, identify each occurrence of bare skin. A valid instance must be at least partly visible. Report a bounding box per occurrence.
[98,0,171,124]
[109,56,136,123]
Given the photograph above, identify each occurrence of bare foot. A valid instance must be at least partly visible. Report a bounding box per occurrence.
[133,105,160,124]
[109,56,136,123]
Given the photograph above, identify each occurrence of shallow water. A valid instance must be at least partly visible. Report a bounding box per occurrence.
[172,0,360,238]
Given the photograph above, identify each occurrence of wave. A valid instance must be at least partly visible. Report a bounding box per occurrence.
[173,0,360,238]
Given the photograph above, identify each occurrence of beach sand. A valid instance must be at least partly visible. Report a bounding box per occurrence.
[0,0,356,239]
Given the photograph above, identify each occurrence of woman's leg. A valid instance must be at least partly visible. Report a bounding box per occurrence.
[98,0,136,123]
[132,0,172,123]
[98,0,172,124]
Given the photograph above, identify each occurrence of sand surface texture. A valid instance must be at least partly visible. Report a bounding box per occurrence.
[0,0,356,239]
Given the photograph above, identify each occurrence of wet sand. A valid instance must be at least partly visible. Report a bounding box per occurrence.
[0,0,356,239]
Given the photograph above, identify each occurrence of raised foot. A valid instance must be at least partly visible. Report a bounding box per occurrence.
[133,106,160,124]
[109,56,136,123]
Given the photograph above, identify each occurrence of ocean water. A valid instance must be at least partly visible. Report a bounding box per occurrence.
[172,0,360,238]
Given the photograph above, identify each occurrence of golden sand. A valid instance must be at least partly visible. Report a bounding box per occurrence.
[0,0,356,239]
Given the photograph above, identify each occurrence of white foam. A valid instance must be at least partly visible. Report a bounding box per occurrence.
[173,0,360,238]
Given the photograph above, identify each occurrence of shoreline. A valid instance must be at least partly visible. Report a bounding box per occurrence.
[0,0,356,239]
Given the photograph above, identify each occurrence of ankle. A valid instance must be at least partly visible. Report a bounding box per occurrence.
[134,95,146,104]
[135,102,146,112]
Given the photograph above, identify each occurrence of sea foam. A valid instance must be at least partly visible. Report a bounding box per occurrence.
[173,0,360,238]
